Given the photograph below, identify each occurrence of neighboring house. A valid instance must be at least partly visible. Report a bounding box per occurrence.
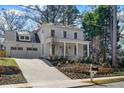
[4,23,90,59]
[0,31,5,50]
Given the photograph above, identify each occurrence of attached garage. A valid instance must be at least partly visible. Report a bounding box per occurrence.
[4,31,41,58]
[5,40,41,58]
[9,46,41,58]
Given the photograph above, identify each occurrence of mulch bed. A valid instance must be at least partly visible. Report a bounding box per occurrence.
[0,74,27,85]
[56,63,120,79]
[0,66,27,85]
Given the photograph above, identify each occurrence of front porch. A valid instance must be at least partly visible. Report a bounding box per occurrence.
[45,38,89,60]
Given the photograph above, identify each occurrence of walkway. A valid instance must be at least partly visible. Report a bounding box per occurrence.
[16,59,70,85]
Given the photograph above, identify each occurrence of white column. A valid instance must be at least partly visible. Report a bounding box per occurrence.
[50,43,52,56]
[64,42,66,57]
[87,43,89,57]
[76,43,78,58]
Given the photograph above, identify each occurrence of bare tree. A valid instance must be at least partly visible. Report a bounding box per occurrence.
[21,5,80,26]
[22,5,64,24]
[0,9,29,33]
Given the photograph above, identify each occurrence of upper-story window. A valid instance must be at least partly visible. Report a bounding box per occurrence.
[51,30,55,37]
[20,36,24,39]
[19,35,30,41]
[74,32,77,39]
[25,36,29,40]
[63,31,67,38]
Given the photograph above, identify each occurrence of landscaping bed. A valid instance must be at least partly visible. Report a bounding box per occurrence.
[0,58,27,85]
[56,63,124,79]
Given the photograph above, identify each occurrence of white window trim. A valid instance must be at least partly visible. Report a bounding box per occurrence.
[19,35,31,41]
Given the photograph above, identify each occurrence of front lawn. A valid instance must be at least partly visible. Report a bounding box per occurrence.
[0,58,18,67]
[0,58,27,85]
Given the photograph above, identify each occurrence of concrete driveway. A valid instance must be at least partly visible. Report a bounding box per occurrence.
[16,59,70,83]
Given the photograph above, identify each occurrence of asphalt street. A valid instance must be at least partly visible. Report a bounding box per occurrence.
[84,81,124,88]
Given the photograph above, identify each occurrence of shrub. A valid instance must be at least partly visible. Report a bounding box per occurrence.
[118,57,124,68]
[98,67,113,74]
[81,57,93,64]
[48,56,70,66]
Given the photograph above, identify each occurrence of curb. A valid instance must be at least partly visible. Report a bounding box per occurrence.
[0,76,124,88]
[0,83,32,88]
[69,84,94,88]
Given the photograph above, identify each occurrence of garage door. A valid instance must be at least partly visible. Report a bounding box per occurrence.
[26,47,40,58]
[10,47,40,58]
[10,47,26,58]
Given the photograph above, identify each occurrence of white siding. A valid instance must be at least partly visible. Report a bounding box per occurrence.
[5,41,41,58]
[40,24,84,40]
[5,31,16,41]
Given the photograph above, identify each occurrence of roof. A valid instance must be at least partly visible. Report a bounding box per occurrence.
[17,31,31,35]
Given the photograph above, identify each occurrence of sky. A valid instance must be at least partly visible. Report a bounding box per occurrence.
[3,5,124,15]
[0,5,24,11]
[0,5,123,13]
[0,5,91,13]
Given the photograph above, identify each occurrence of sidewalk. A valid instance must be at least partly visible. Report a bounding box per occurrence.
[1,76,124,88]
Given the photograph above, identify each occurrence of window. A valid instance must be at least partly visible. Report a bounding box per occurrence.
[27,48,32,51]
[17,47,23,50]
[63,31,67,38]
[74,32,77,39]
[51,30,55,37]
[19,36,30,41]
[20,36,24,39]
[11,47,16,50]
[25,36,29,40]
[74,45,76,55]
[33,48,38,51]
[83,45,87,57]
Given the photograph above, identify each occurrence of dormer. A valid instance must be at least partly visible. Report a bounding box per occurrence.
[17,32,31,42]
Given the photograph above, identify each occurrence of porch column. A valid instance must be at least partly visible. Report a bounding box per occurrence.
[87,43,89,57]
[50,43,52,56]
[76,43,78,58]
[64,42,66,57]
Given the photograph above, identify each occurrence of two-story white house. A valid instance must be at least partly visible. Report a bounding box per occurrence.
[4,23,90,59]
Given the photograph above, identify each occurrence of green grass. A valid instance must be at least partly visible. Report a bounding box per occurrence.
[0,58,18,67]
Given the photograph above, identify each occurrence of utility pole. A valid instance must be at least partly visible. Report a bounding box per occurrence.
[112,5,117,67]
